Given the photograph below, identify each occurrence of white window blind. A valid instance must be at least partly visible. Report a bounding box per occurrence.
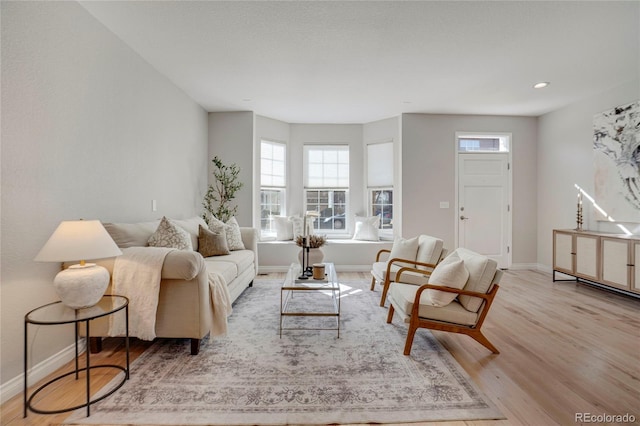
[304,145,349,188]
[261,140,286,186]
[367,141,393,187]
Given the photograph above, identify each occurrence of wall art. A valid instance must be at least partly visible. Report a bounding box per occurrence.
[593,100,640,223]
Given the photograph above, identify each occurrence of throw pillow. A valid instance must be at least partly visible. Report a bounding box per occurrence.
[352,215,380,241]
[148,216,193,250]
[289,215,314,238]
[197,225,230,257]
[389,236,419,267]
[426,253,469,307]
[274,216,294,241]
[208,216,245,251]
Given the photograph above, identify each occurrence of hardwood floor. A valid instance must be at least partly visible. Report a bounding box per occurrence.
[2,269,638,426]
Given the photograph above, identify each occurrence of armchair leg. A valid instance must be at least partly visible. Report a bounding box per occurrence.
[386,304,395,323]
[370,275,377,291]
[470,330,500,354]
[380,278,391,307]
[403,323,418,356]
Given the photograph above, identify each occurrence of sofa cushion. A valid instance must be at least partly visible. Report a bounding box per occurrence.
[104,220,160,248]
[455,248,498,313]
[208,216,245,251]
[197,225,230,257]
[352,215,380,241]
[388,282,478,326]
[425,252,468,307]
[173,217,209,251]
[148,217,193,251]
[203,259,238,284]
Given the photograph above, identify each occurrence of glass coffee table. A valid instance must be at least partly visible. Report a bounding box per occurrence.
[280,262,340,337]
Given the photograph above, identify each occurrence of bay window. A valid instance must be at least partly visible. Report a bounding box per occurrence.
[304,145,349,233]
[260,140,286,235]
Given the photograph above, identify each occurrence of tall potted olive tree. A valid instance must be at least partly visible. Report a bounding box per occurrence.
[202,156,243,224]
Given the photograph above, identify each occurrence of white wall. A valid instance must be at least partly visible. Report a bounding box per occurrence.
[207,112,255,226]
[401,114,538,266]
[537,81,640,270]
[1,1,208,396]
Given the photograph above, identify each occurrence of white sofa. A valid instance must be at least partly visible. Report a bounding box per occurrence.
[89,217,258,355]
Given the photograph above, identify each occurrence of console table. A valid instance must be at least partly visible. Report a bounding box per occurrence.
[553,229,640,296]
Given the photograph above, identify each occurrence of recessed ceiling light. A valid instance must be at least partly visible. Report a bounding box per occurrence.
[533,82,550,89]
[242,98,252,102]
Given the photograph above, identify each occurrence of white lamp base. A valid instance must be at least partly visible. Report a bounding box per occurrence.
[53,263,110,309]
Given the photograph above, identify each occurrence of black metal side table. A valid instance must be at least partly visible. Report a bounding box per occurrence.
[24,295,129,418]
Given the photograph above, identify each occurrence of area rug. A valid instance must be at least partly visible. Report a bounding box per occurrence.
[65,276,503,425]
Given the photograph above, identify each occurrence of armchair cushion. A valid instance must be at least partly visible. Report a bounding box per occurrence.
[415,235,444,270]
[425,253,469,307]
[388,282,478,326]
[389,236,419,267]
[455,248,498,312]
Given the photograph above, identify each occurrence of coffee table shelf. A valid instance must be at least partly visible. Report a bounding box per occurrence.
[280,262,340,337]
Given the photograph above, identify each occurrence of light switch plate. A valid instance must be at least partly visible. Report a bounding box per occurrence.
[439,201,449,209]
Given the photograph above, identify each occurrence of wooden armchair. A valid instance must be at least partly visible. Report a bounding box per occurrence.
[370,235,445,307]
[386,248,502,355]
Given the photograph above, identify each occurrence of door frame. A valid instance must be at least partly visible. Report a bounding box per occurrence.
[454,132,513,268]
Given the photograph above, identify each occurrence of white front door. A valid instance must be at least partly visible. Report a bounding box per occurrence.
[457,153,511,268]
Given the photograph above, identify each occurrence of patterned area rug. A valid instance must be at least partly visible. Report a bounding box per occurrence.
[66,276,503,425]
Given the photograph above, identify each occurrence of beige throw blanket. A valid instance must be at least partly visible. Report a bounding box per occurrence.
[209,271,232,336]
[110,246,176,340]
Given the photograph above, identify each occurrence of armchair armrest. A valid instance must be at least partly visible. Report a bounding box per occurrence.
[387,261,436,283]
[374,248,391,262]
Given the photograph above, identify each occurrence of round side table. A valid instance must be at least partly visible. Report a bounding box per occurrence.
[23,295,130,418]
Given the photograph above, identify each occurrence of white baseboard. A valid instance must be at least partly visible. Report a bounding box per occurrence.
[259,265,372,274]
[510,262,545,271]
[1,339,86,405]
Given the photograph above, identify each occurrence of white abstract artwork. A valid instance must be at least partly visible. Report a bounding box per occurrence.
[593,100,640,223]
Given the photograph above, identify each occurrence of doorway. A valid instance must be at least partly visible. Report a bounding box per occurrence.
[455,133,512,268]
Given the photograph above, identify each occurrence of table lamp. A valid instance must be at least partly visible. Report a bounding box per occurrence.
[34,220,123,309]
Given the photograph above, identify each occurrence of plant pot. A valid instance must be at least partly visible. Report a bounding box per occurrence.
[298,247,325,269]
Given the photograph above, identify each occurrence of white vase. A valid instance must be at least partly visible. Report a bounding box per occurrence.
[298,247,325,269]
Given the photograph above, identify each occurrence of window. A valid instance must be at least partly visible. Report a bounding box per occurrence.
[371,189,393,229]
[304,145,349,232]
[457,136,510,152]
[367,141,394,233]
[260,140,286,234]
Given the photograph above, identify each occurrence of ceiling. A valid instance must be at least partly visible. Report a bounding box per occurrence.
[79,1,639,124]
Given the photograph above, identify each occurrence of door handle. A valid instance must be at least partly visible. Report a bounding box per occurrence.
[460,215,468,220]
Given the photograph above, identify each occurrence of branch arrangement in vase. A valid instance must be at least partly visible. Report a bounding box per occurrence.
[295,234,327,248]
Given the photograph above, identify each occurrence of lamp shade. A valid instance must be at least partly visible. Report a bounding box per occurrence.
[35,220,122,309]
[35,220,122,263]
